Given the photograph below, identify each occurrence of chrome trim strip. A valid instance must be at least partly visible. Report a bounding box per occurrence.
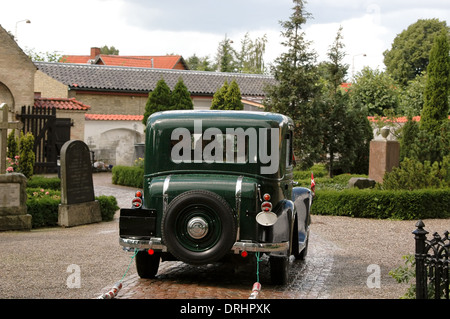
[232,241,289,253]
[119,237,289,254]
[119,237,167,252]
[163,175,171,213]
[235,176,243,241]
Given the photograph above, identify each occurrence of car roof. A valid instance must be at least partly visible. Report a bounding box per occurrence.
[148,110,293,129]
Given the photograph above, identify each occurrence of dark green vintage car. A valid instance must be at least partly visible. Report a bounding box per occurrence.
[119,110,312,284]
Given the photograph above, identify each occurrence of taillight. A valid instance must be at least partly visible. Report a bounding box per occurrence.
[132,191,143,209]
[261,193,272,212]
[256,192,277,226]
[261,201,272,212]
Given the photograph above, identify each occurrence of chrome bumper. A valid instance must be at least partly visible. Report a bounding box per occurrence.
[119,237,289,253]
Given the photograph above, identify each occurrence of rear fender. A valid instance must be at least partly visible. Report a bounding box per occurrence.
[257,199,294,256]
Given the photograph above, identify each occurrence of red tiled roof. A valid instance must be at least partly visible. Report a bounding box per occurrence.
[34,97,90,111]
[368,115,450,123]
[61,54,187,70]
[85,114,144,121]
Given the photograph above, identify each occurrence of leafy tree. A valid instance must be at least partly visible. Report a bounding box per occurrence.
[211,81,229,110]
[264,0,322,169]
[383,19,449,86]
[224,80,243,110]
[238,33,268,74]
[420,29,450,135]
[349,67,399,116]
[25,48,63,62]
[142,78,172,125]
[171,77,193,110]
[398,72,427,116]
[100,45,119,55]
[186,54,215,71]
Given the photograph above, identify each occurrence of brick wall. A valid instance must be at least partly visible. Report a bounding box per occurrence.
[34,70,68,98]
[69,91,147,115]
[0,26,35,113]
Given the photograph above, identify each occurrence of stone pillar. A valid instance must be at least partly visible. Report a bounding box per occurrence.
[368,139,400,183]
[0,173,32,231]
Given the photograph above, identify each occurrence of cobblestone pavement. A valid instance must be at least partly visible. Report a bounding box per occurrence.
[114,230,336,299]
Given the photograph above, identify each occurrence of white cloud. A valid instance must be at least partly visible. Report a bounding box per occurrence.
[1,0,448,76]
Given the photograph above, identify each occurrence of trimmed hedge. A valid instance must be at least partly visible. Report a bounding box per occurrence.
[312,188,450,220]
[112,165,144,188]
[26,189,120,228]
[27,176,61,190]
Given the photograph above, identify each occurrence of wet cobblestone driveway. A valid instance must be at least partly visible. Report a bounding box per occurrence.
[113,231,336,299]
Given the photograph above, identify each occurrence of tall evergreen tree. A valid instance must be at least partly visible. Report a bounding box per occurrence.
[320,26,373,176]
[216,36,237,72]
[224,79,243,110]
[211,81,229,110]
[142,78,172,125]
[420,28,450,134]
[264,0,322,169]
[171,77,193,110]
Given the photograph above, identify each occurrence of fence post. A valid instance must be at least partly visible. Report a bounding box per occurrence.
[413,220,429,299]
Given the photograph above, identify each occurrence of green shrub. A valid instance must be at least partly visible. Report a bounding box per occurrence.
[382,156,450,190]
[96,195,119,221]
[27,188,61,228]
[112,165,144,188]
[18,132,35,179]
[312,188,450,220]
[27,176,61,190]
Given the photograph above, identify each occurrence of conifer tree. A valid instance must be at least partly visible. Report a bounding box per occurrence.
[263,0,322,169]
[210,81,229,110]
[224,79,243,110]
[143,78,172,125]
[171,77,193,110]
[420,29,450,134]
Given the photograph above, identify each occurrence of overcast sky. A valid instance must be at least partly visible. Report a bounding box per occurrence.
[1,0,449,77]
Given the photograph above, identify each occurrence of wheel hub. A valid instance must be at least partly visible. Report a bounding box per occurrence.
[187,217,209,239]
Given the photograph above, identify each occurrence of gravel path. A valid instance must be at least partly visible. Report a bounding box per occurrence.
[0,172,448,299]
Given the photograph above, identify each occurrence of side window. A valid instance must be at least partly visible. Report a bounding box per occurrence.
[285,131,293,167]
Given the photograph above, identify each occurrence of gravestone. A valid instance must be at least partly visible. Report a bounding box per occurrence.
[58,140,101,227]
[0,173,31,230]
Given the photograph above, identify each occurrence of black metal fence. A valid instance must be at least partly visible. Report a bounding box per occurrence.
[413,220,449,299]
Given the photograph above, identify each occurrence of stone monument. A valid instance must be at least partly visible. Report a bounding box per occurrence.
[0,173,31,230]
[368,126,400,183]
[58,140,101,227]
[0,103,30,231]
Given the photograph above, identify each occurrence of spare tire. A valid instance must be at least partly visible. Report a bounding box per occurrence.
[161,190,236,265]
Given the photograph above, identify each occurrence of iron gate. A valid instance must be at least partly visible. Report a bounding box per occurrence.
[413,220,449,299]
[20,106,71,174]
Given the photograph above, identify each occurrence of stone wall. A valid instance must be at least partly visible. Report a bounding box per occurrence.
[0,25,36,113]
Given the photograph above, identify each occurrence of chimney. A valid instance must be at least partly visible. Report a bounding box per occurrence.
[90,47,101,59]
